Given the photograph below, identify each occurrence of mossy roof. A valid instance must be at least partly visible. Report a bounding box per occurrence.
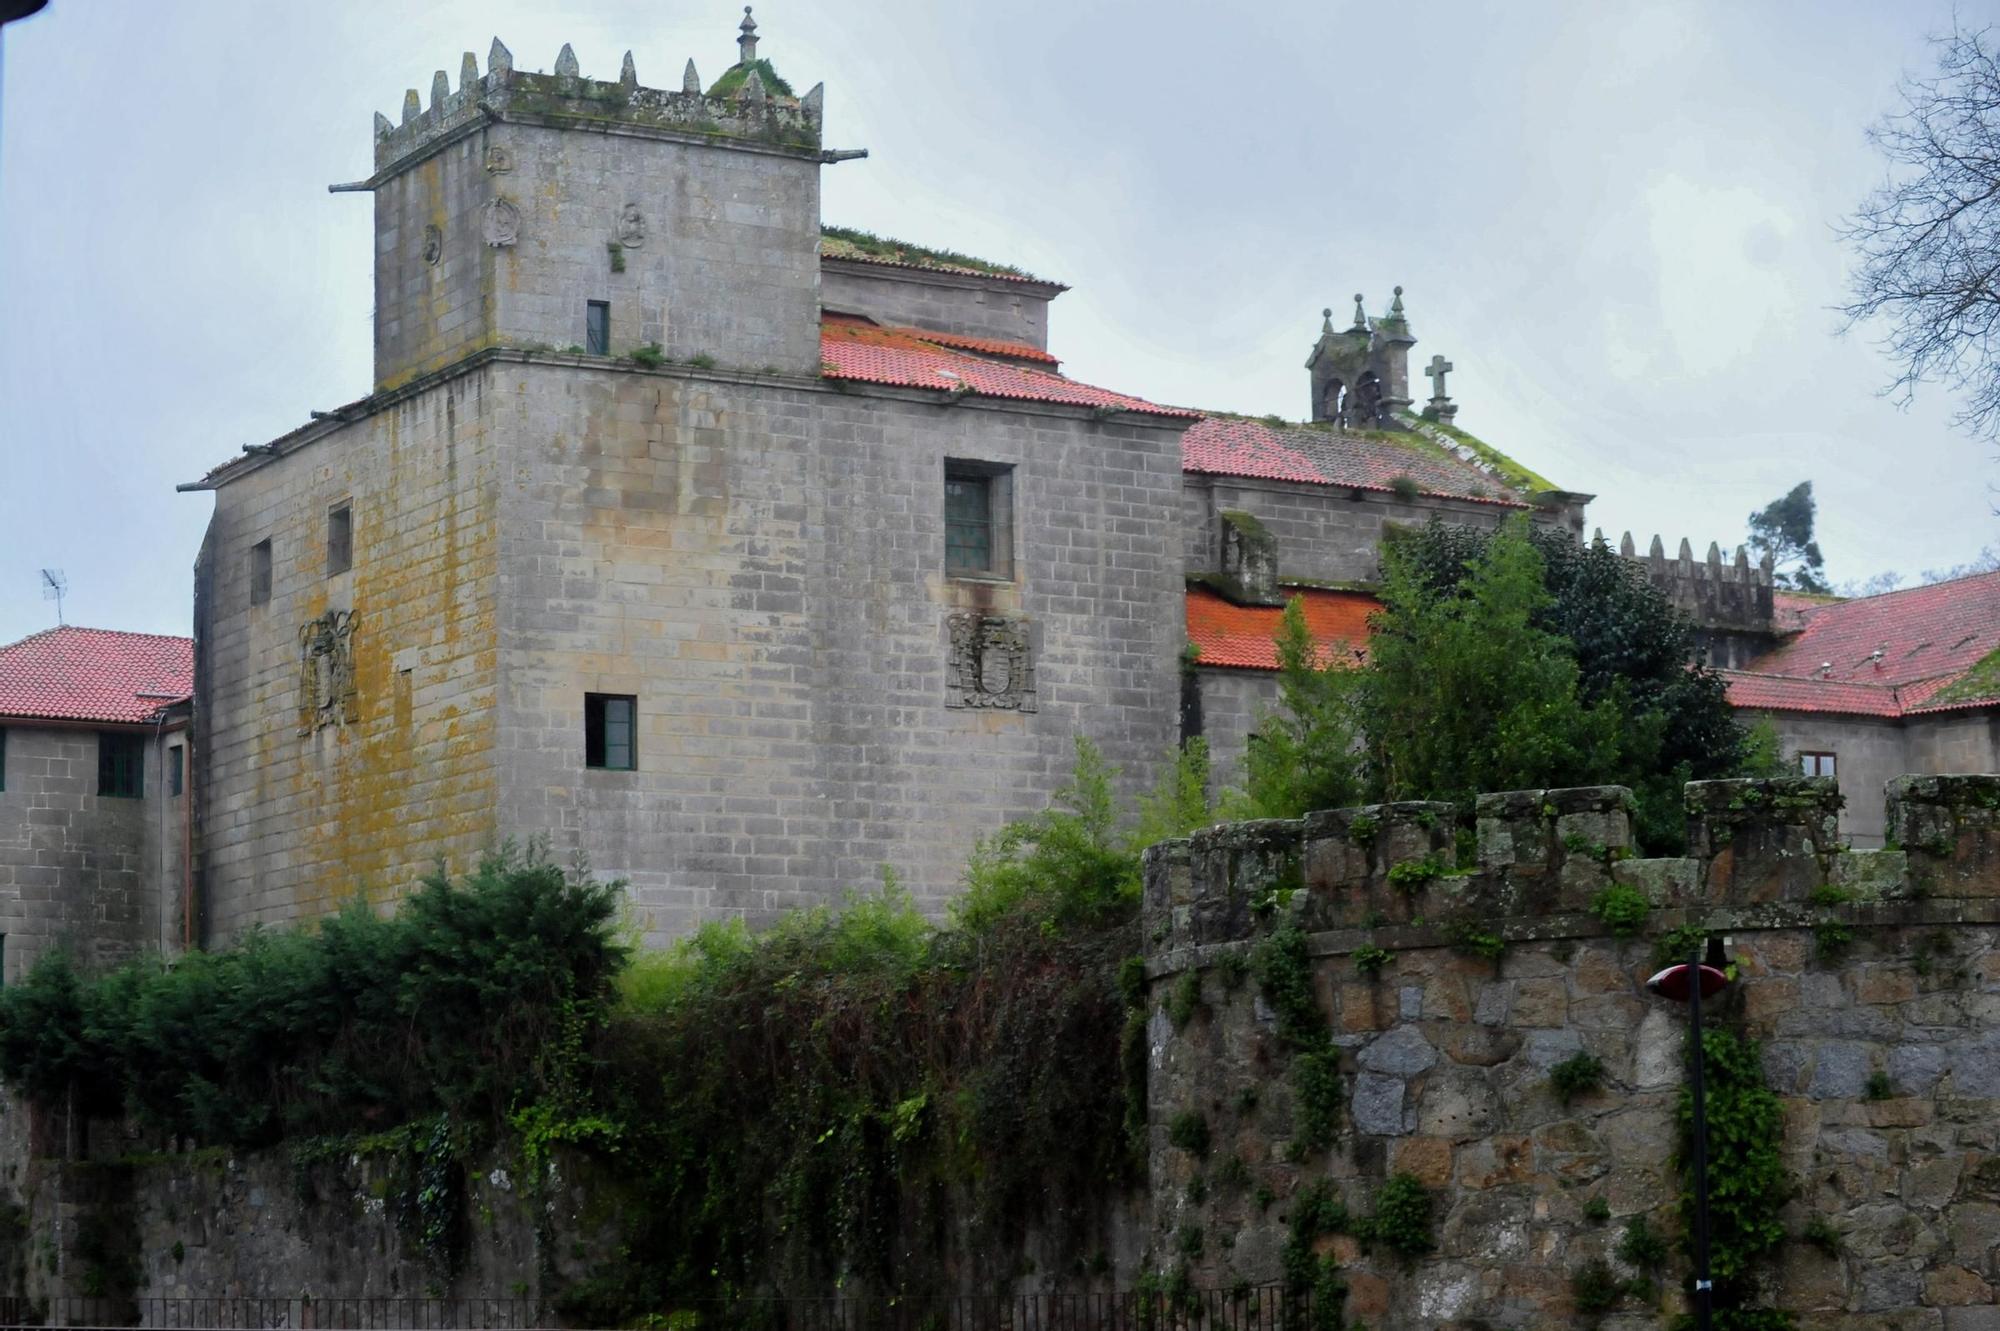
[1181,412,1553,508]
[820,226,1047,283]
[706,59,794,99]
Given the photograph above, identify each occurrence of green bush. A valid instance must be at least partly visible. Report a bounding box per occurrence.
[1353,1173,1433,1258]
[1680,1028,1791,1318]
[1549,1052,1606,1105]
[1167,1110,1211,1159]
[1589,884,1650,938]
[1351,944,1392,977]
[0,845,625,1144]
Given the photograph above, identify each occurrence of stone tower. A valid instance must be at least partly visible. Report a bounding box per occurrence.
[1304,289,1417,428]
[346,10,830,389]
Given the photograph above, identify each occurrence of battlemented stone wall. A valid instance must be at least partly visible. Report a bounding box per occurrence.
[489,359,1187,937]
[0,724,180,974]
[192,371,502,942]
[819,260,1059,350]
[1140,775,2000,1329]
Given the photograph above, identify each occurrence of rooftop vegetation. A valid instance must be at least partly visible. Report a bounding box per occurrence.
[821,225,1037,280]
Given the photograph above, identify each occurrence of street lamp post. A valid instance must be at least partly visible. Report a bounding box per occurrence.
[1646,947,1731,1331]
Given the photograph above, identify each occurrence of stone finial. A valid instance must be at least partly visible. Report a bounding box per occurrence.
[555,43,580,79]
[739,5,760,64]
[374,111,394,138]
[1592,527,1607,548]
[802,82,824,121]
[1650,535,1666,560]
[1707,541,1723,566]
[430,70,450,109]
[1759,548,1776,573]
[1620,531,1636,557]
[1389,285,1407,321]
[402,89,421,124]
[460,52,479,91]
[1350,293,1367,331]
[684,59,702,93]
[1735,544,1751,574]
[620,51,638,90]
[489,38,513,75]
[1321,307,1334,334]
[743,68,767,104]
[1678,538,1695,564]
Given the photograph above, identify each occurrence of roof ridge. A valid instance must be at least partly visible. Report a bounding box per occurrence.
[1834,567,2000,605]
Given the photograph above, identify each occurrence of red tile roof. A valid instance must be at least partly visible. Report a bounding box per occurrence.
[892,327,1059,365]
[1186,584,1379,671]
[1180,416,1531,506]
[819,317,1197,419]
[1726,570,2000,717]
[0,626,194,725]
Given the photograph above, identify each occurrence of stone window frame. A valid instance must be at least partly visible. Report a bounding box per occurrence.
[250,538,273,607]
[585,693,638,772]
[168,743,184,798]
[327,501,353,576]
[943,459,1014,582]
[0,726,6,792]
[1800,750,1837,779]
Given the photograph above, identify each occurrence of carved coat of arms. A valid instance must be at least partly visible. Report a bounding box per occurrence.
[946,612,1035,711]
[297,611,358,734]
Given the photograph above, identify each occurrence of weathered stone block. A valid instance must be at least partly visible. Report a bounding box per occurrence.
[1688,776,1841,904]
[1893,776,2000,898]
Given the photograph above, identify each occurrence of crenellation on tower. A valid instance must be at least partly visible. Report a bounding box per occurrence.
[351,12,846,389]
[1620,530,1779,667]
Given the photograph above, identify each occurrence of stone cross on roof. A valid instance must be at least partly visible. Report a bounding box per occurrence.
[1426,354,1453,401]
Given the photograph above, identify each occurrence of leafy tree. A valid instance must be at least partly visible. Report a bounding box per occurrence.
[1840,22,2000,443]
[1226,600,1365,820]
[1746,482,1830,594]
[1360,520,1630,810]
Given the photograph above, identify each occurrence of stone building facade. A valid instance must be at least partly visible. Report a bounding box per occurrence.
[0,628,193,975]
[181,22,1197,942]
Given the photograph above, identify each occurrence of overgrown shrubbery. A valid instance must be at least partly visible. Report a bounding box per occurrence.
[558,738,1204,1319]
[1232,518,1778,851]
[0,846,625,1145]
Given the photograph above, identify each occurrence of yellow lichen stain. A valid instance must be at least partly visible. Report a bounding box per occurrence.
[282,376,501,921]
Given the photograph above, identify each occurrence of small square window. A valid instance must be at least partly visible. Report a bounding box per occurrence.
[251,539,273,606]
[1800,751,1837,779]
[586,301,610,356]
[945,461,1013,579]
[168,744,184,798]
[98,733,145,799]
[328,503,353,575]
[585,694,637,771]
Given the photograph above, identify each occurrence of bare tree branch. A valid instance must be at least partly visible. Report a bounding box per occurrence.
[1840,22,2000,442]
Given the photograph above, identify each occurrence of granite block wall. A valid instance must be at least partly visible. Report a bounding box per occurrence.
[192,372,502,941]
[0,724,179,975]
[1139,775,2000,1329]
[490,361,1187,938]
[820,261,1057,349]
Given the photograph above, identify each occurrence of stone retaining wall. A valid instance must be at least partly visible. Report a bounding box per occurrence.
[1140,775,2000,1329]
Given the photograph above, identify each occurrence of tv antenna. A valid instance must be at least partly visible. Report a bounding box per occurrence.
[39,569,67,625]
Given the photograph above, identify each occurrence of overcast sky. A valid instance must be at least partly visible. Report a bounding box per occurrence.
[0,0,1991,644]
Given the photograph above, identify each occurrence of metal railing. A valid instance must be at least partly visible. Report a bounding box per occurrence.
[0,1288,1321,1331]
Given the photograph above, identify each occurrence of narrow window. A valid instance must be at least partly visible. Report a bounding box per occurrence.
[944,461,1014,579]
[168,744,184,798]
[97,732,145,799]
[586,301,611,356]
[327,503,353,575]
[585,694,637,771]
[251,539,273,606]
[0,727,7,792]
[1800,751,1837,779]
